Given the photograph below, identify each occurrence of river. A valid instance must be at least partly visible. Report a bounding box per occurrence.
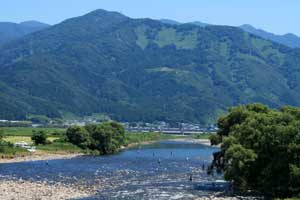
[0,141,223,199]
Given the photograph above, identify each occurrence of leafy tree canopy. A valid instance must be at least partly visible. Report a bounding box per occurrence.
[66,121,125,155]
[211,103,300,198]
[31,130,47,145]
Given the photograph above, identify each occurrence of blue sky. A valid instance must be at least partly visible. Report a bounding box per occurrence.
[1,0,299,35]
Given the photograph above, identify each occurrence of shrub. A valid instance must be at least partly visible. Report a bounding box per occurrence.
[31,131,47,145]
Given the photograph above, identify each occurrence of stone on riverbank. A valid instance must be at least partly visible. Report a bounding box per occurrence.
[0,179,91,200]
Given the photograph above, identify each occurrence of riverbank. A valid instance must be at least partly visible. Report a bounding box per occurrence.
[0,177,256,200]
[167,138,212,146]
[0,141,158,164]
[0,130,179,162]
[0,152,84,164]
[0,178,93,200]
[0,137,212,164]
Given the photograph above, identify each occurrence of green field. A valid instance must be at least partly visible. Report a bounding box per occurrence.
[1,127,65,136]
[125,132,181,145]
[4,136,59,144]
[0,127,79,156]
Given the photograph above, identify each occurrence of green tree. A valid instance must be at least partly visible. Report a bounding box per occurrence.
[31,131,47,145]
[90,125,114,154]
[66,122,126,155]
[66,126,91,149]
[0,129,4,141]
[211,103,300,198]
[89,122,125,154]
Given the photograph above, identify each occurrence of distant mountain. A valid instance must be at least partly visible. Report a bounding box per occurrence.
[160,19,209,27]
[189,21,210,27]
[161,20,300,48]
[1,9,300,124]
[19,20,50,29]
[240,24,300,48]
[0,21,50,45]
[160,19,181,25]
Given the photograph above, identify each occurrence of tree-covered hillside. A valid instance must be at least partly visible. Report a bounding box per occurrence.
[1,9,300,124]
[161,19,300,49]
[240,24,300,48]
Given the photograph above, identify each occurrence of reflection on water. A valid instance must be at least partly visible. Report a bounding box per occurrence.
[0,141,223,199]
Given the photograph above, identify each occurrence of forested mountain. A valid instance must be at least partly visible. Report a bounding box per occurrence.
[161,20,300,48]
[160,19,181,25]
[0,21,50,45]
[1,9,300,124]
[160,19,209,27]
[240,24,300,48]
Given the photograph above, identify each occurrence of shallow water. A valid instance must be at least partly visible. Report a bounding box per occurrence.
[0,141,223,199]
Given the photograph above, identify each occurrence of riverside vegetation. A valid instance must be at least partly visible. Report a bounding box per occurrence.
[65,121,126,154]
[210,103,300,199]
[0,122,177,158]
[0,129,28,157]
[66,121,178,154]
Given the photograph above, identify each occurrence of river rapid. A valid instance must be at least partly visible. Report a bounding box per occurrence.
[0,141,223,200]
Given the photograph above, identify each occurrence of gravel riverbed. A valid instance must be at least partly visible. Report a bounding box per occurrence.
[0,141,258,200]
[0,178,93,200]
[0,153,84,164]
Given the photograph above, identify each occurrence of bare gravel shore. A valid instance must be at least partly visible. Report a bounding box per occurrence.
[0,153,84,164]
[0,179,93,200]
[167,138,212,146]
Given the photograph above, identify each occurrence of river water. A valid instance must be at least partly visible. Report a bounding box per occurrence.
[0,141,223,200]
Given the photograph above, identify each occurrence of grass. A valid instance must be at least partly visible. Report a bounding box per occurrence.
[155,27,198,49]
[0,127,65,136]
[283,198,300,200]
[0,127,74,156]
[125,132,180,145]
[135,26,149,49]
[4,136,59,144]
[0,141,29,158]
[4,136,32,144]
[36,142,83,154]
[191,133,213,139]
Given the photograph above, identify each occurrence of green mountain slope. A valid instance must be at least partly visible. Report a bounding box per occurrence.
[0,21,50,45]
[240,24,300,48]
[1,9,300,124]
[161,20,300,49]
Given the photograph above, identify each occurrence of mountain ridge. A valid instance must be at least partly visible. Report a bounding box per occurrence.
[160,19,300,48]
[0,20,50,45]
[1,9,300,124]
[239,24,300,48]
